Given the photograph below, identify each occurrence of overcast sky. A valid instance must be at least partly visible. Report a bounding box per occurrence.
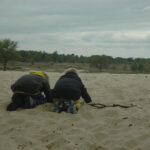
[0,0,150,58]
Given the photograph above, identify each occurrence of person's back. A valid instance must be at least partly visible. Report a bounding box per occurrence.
[7,71,52,111]
[11,74,50,96]
[53,73,82,100]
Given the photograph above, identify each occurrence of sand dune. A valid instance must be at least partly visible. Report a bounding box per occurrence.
[0,71,150,150]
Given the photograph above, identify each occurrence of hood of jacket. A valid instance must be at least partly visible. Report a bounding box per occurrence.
[30,71,45,78]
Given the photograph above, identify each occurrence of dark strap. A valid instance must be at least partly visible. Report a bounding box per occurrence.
[88,103,135,109]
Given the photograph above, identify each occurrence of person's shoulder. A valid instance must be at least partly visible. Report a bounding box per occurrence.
[42,77,49,84]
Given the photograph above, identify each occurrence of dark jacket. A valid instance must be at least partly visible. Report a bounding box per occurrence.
[52,72,92,103]
[11,74,52,102]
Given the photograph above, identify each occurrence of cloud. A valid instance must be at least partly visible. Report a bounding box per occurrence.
[0,0,150,58]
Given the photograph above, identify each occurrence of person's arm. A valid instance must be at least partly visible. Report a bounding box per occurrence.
[78,78,92,103]
[43,80,53,103]
[81,86,92,103]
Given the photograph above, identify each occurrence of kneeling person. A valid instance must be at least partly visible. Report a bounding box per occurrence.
[52,68,92,113]
[7,71,52,111]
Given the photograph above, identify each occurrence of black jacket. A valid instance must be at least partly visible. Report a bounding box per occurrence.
[11,74,52,102]
[52,72,92,103]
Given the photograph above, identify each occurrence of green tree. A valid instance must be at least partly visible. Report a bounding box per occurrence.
[90,55,111,71]
[138,63,144,72]
[51,51,58,62]
[131,62,138,72]
[0,39,20,71]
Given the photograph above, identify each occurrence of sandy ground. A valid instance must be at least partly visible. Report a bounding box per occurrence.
[0,71,150,150]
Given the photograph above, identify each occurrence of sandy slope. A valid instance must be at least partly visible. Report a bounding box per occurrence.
[0,71,150,150]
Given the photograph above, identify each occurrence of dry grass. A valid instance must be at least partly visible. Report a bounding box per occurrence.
[0,61,95,73]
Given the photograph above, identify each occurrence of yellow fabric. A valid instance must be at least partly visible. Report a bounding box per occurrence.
[74,100,81,109]
[53,99,81,109]
[53,98,65,103]
[30,71,45,78]
[14,91,40,95]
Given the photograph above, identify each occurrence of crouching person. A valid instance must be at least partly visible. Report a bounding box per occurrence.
[7,71,53,111]
[52,68,92,114]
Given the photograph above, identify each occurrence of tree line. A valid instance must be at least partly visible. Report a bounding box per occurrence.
[0,39,150,72]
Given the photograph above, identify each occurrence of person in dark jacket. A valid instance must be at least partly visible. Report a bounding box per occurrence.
[52,68,92,113]
[7,71,53,111]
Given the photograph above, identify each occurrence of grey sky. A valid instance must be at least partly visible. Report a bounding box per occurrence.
[0,0,150,58]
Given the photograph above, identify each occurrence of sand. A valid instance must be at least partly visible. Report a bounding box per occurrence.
[0,71,150,150]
